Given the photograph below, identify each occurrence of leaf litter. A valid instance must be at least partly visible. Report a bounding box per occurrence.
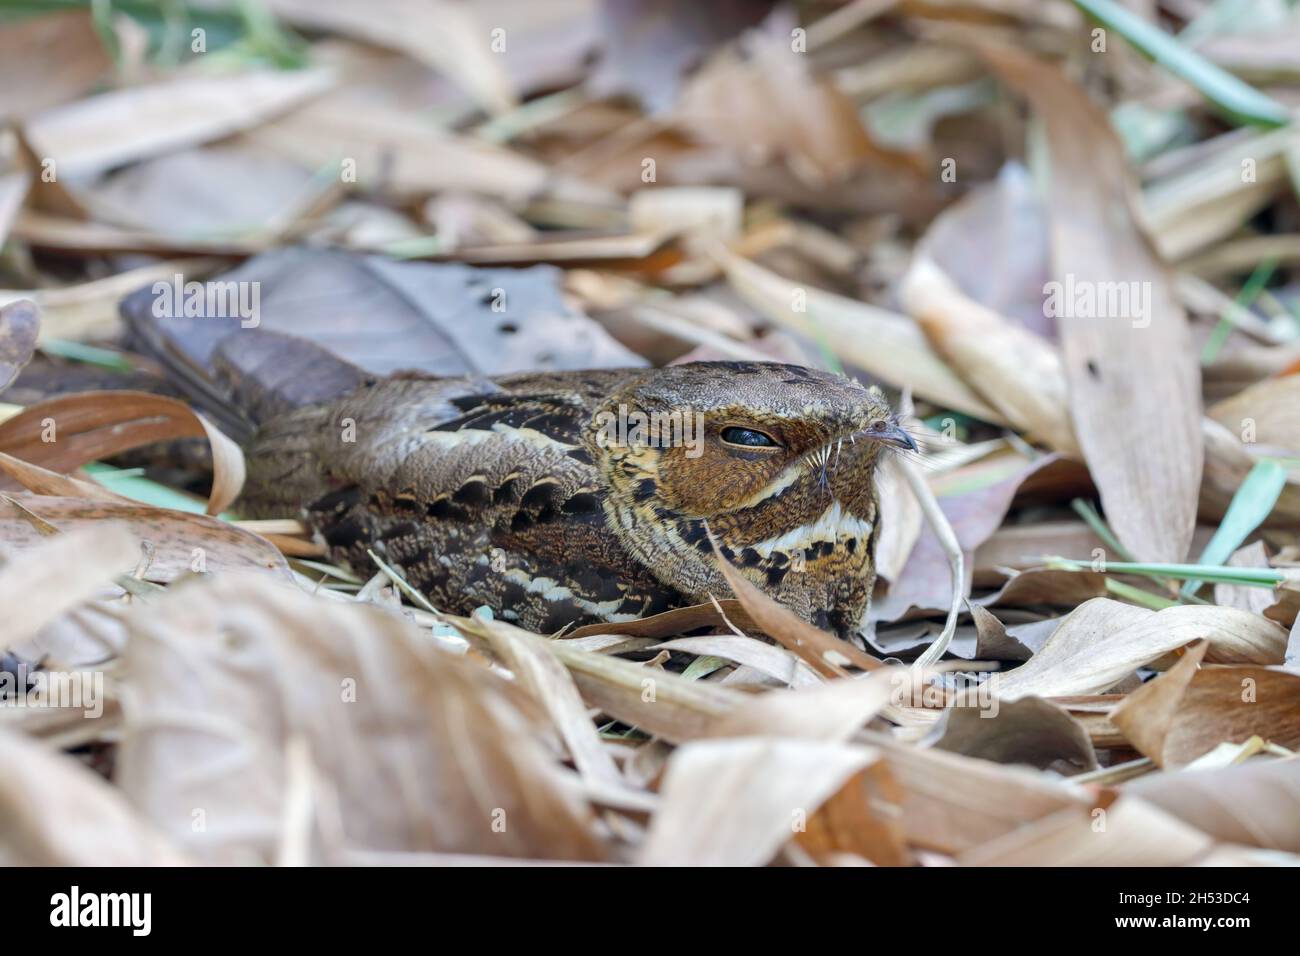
[0,0,1299,867]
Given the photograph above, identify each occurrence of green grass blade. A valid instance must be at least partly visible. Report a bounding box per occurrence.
[1049,555,1284,587]
[1073,0,1292,127]
[1180,458,1289,598]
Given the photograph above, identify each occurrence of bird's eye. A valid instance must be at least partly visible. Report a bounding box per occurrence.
[870,420,887,432]
[720,426,780,448]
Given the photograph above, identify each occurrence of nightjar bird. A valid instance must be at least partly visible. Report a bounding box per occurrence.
[235,361,916,639]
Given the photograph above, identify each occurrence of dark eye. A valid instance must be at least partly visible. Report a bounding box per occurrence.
[721,426,780,448]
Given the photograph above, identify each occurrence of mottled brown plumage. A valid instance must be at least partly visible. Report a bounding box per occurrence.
[238,361,915,638]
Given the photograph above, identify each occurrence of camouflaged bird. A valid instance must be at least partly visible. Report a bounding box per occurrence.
[236,361,916,638]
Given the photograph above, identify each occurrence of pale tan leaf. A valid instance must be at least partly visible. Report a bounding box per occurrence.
[0,727,189,866]
[0,451,131,503]
[638,737,883,866]
[926,694,1098,772]
[707,669,899,741]
[265,0,516,115]
[0,11,112,120]
[1127,756,1300,852]
[991,600,1287,701]
[900,257,1079,454]
[0,522,136,650]
[958,798,1215,866]
[985,46,1202,563]
[26,69,335,179]
[0,171,30,250]
[861,730,1086,854]
[116,573,607,863]
[477,621,626,789]
[650,635,821,687]
[1208,375,1300,454]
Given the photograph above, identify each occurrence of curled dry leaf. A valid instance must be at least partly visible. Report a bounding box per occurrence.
[1112,640,1300,767]
[991,600,1288,701]
[650,635,821,687]
[0,390,245,515]
[983,45,1203,564]
[0,299,39,396]
[0,727,189,866]
[926,694,1098,773]
[116,573,607,863]
[0,495,288,583]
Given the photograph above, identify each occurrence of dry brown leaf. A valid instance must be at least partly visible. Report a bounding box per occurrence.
[0,258,224,343]
[637,737,888,865]
[0,727,189,866]
[0,522,136,650]
[566,599,757,640]
[676,30,919,186]
[991,600,1287,701]
[116,573,607,863]
[25,69,334,179]
[793,760,911,866]
[1113,643,1300,767]
[476,621,627,790]
[1208,374,1300,453]
[248,94,605,205]
[652,635,820,687]
[874,455,1063,621]
[958,797,1216,866]
[860,730,1086,854]
[926,694,1098,772]
[901,257,1079,454]
[707,669,898,740]
[0,451,131,503]
[0,11,113,120]
[265,0,516,115]
[1126,756,1300,852]
[0,170,29,250]
[1215,541,1277,616]
[983,46,1202,564]
[0,390,244,515]
[0,494,289,582]
[456,615,748,744]
[872,454,923,584]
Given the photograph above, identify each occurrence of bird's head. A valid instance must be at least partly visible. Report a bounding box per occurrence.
[582,361,916,636]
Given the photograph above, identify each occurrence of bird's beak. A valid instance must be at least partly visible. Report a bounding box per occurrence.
[876,422,918,452]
